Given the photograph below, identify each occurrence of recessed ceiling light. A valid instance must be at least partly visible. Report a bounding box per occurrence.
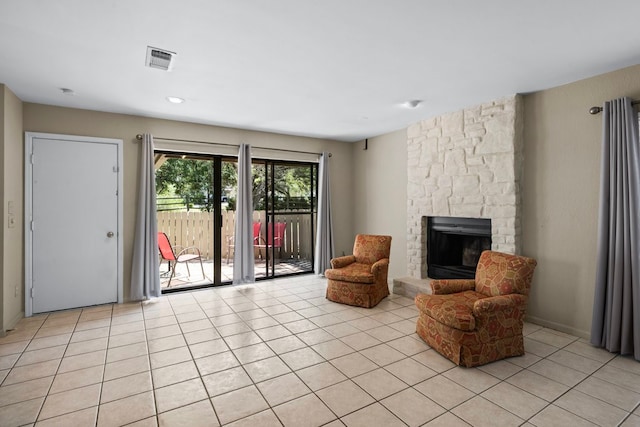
[60,88,75,96]
[402,100,423,109]
[166,96,185,104]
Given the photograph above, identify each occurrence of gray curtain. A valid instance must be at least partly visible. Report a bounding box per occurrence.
[314,152,334,275]
[130,133,161,300]
[591,97,640,361]
[233,144,255,284]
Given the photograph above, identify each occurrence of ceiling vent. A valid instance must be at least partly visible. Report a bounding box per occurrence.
[145,46,175,71]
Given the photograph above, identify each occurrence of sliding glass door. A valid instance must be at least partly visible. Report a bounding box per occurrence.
[254,160,317,279]
[155,152,222,291]
[155,151,317,291]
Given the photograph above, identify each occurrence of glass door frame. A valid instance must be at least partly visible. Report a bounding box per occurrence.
[155,151,225,293]
[257,158,318,280]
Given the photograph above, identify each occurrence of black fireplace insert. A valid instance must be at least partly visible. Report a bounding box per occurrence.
[427,216,491,279]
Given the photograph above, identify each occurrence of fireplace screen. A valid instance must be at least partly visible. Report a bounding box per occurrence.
[427,216,491,279]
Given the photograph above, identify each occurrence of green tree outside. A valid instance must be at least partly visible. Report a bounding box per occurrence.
[156,157,315,212]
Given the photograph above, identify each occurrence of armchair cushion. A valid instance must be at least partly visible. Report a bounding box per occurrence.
[415,291,485,331]
[324,262,375,284]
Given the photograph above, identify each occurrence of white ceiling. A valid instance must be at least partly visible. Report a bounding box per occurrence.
[1,1,640,142]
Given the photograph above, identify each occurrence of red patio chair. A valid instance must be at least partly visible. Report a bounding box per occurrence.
[266,222,286,260]
[226,222,263,264]
[157,232,206,287]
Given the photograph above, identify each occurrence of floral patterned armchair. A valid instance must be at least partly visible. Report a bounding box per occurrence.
[415,250,537,367]
[325,234,392,308]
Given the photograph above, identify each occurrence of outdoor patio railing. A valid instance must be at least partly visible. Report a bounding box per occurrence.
[157,210,316,261]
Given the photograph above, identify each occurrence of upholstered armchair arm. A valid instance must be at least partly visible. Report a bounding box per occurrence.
[330,255,356,269]
[430,279,476,295]
[473,294,527,317]
[371,258,389,276]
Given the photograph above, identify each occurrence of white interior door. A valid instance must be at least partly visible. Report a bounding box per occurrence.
[26,133,122,314]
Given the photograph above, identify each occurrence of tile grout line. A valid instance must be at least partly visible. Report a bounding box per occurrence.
[3,311,52,423]
[210,292,332,426]
[498,331,633,426]
[142,299,163,427]
[34,310,78,424]
[617,401,640,426]
[220,286,355,425]
[190,292,232,426]
[32,308,101,424]
[93,304,113,427]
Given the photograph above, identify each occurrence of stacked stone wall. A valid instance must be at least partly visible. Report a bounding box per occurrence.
[407,95,523,279]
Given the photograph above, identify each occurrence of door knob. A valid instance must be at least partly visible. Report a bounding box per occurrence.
[107,231,114,238]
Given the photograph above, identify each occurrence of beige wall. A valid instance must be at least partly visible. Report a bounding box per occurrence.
[1,86,24,331]
[522,64,640,337]
[22,103,355,302]
[352,130,407,280]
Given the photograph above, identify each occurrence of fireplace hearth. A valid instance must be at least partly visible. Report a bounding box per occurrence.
[427,216,491,279]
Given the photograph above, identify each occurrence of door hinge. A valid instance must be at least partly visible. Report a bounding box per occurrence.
[30,221,34,231]
[31,153,35,164]
[113,166,119,172]
[30,288,34,298]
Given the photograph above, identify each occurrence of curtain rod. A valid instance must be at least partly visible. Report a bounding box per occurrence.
[589,99,640,115]
[135,134,331,157]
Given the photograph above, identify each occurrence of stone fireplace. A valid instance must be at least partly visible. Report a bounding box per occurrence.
[394,95,523,296]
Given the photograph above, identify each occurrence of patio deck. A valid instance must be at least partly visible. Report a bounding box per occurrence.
[160,258,313,290]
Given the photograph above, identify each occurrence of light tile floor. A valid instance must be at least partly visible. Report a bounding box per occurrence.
[1,275,639,427]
